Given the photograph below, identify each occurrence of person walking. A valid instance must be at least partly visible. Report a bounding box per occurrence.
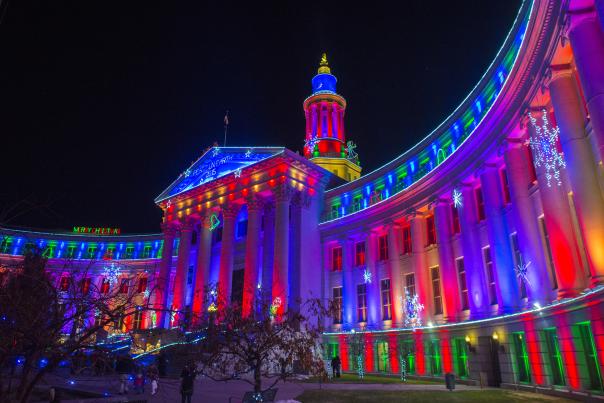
[134,372,145,394]
[180,363,200,403]
[119,373,129,395]
[331,355,341,378]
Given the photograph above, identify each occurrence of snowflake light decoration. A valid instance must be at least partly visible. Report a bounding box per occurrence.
[212,147,220,157]
[245,149,252,158]
[234,168,242,178]
[102,263,121,286]
[143,289,150,299]
[528,109,566,187]
[304,135,319,154]
[453,188,463,208]
[363,269,372,284]
[402,288,424,329]
[184,168,191,178]
[166,200,172,209]
[515,256,532,286]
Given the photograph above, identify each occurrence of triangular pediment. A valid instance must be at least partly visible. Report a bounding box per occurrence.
[155,147,285,203]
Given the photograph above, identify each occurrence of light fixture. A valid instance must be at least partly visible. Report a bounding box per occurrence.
[492,332,499,340]
[465,335,470,343]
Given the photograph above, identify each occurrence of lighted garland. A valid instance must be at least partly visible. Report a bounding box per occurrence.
[399,354,407,381]
[528,109,566,187]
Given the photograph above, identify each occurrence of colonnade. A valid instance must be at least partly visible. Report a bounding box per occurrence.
[327,6,604,329]
[154,184,310,328]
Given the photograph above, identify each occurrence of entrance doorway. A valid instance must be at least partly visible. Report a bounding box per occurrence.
[478,336,502,387]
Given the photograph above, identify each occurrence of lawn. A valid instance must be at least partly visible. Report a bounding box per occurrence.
[306,373,440,385]
[295,389,575,403]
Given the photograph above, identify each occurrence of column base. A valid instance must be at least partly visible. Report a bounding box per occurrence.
[557,287,583,299]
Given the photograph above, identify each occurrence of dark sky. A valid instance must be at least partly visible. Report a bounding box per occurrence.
[0,0,521,233]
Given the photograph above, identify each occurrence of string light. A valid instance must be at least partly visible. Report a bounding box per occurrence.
[363,269,372,284]
[402,288,424,329]
[102,263,121,285]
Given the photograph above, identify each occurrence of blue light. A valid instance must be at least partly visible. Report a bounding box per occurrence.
[365,186,371,196]
[311,73,337,94]
[475,99,482,114]
[39,358,48,368]
[80,243,85,250]
[16,238,22,244]
[388,174,393,185]
[410,161,415,173]
[68,380,76,386]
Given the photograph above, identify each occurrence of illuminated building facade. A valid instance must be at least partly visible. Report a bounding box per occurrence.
[2,0,604,394]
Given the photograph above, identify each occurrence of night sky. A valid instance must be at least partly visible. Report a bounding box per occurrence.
[0,1,521,233]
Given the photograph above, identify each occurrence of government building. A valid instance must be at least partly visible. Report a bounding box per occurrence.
[2,0,604,395]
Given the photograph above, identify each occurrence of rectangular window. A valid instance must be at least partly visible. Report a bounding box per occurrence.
[133,308,143,330]
[119,278,129,294]
[125,246,134,259]
[512,332,531,383]
[577,322,604,391]
[451,204,461,234]
[510,233,527,299]
[475,187,486,221]
[483,246,497,305]
[352,197,362,212]
[426,215,436,245]
[544,328,565,386]
[142,245,152,258]
[59,276,70,292]
[381,279,392,320]
[456,257,469,311]
[331,205,340,219]
[357,284,367,323]
[0,239,12,254]
[87,246,97,259]
[137,277,148,293]
[454,338,469,378]
[539,216,558,290]
[236,219,248,238]
[80,278,91,294]
[431,266,443,315]
[402,225,412,254]
[100,278,110,294]
[376,341,389,372]
[378,235,389,261]
[105,247,115,259]
[501,168,511,204]
[332,246,343,272]
[43,245,56,258]
[428,339,442,375]
[405,273,416,297]
[355,241,366,266]
[333,287,343,324]
[400,340,416,374]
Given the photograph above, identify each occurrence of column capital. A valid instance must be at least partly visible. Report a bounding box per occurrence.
[246,195,264,212]
[273,183,294,203]
[406,208,425,220]
[474,162,498,177]
[502,137,528,153]
[179,217,196,232]
[160,222,177,237]
[291,191,312,209]
[221,203,241,219]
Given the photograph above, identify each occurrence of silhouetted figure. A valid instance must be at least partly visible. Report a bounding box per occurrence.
[180,364,200,403]
[331,355,341,378]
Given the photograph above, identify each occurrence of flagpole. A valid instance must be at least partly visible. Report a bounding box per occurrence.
[223,110,229,147]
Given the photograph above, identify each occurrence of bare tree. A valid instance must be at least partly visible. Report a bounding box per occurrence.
[191,286,334,397]
[0,244,156,403]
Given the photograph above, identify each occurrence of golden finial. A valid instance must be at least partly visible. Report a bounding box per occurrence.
[318,52,331,74]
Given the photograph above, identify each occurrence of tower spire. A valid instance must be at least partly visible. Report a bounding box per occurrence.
[318,53,331,74]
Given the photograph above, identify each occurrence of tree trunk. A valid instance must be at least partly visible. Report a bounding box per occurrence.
[254,362,262,393]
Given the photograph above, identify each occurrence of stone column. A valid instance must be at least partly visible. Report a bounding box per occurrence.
[568,9,604,162]
[242,196,263,317]
[479,164,519,312]
[341,237,356,328]
[261,203,275,306]
[434,198,460,321]
[191,213,213,323]
[156,222,176,328]
[527,114,586,296]
[365,231,380,328]
[272,184,292,314]
[289,192,305,313]
[457,182,489,317]
[409,211,431,323]
[386,223,404,326]
[550,69,604,286]
[218,204,239,307]
[172,219,194,325]
[502,140,551,304]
